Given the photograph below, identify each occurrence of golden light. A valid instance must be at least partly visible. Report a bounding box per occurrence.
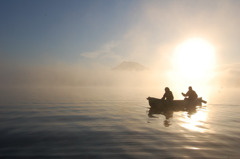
[172,38,216,81]
[181,108,208,133]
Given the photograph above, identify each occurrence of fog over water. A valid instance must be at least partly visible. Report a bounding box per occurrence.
[0,60,240,105]
[1,79,240,158]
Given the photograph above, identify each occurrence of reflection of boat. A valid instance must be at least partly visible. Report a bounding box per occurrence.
[147,97,207,127]
[148,102,198,127]
[148,103,198,116]
[147,97,206,109]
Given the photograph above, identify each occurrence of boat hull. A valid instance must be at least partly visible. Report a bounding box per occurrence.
[147,97,205,109]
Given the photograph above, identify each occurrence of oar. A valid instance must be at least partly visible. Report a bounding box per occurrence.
[201,99,207,104]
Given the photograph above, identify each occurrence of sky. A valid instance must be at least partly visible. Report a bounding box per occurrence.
[0,0,240,91]
[0,0,139,65]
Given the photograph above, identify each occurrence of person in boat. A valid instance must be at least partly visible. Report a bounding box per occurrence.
[182,86,198,100]
[161,87,174,101]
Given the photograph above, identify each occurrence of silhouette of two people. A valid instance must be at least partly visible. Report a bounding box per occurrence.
[161,86,198,101]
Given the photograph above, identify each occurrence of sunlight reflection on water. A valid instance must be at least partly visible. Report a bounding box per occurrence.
[180,106,209,133]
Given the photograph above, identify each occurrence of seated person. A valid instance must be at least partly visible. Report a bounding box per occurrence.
[162,87,174,101]
[182,86,198,100]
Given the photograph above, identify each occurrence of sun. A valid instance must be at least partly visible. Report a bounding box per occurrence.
[172,38,216,80]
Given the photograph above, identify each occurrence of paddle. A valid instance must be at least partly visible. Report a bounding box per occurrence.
[201,99,207,104]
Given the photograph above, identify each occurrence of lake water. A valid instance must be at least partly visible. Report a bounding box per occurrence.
[0,87,240,158]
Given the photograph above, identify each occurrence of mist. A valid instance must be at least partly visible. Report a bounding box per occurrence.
[1,60,239,89]
[1,1,240,105]
[210,63,240,88]
[0,61,159,88]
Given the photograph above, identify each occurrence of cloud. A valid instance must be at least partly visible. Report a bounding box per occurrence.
[81,51,101,59]
[80,41,119,59]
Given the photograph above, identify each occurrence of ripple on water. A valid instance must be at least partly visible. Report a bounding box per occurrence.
[1,97,240,158]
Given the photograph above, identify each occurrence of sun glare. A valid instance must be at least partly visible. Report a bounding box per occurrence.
[181,108,209,133]
[173,38,216,81]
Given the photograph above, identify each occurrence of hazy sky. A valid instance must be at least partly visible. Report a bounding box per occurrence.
[1,0,240,91]
[1,0,240,106]
[1,0,240,66]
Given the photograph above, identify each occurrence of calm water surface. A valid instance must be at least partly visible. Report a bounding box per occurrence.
[0,87,239,158]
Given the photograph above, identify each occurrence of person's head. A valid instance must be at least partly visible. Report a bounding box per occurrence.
[165,87,170,92]
[188,86,192,91]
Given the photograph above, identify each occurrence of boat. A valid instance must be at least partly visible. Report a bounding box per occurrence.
[147,97,206,110]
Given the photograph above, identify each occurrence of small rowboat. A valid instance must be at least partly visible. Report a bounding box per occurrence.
[147,97,207,109]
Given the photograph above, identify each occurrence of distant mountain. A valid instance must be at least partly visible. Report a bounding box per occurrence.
[112,61,147,71]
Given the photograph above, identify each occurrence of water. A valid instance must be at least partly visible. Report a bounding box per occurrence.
[0,87,240,158]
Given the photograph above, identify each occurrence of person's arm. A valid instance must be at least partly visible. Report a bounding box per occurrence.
[183,91,190,97]
[182,92,186,96]
[161,93,166,100]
